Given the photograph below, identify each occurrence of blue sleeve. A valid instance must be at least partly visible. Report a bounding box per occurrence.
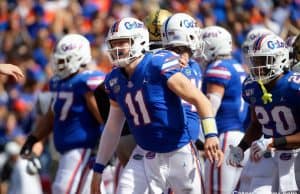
[154,50,181,81]
[204,62,231,87]
[104,72,117,102]
[242,76,254,104]
[287,73,300,106]
[78,71,106,95]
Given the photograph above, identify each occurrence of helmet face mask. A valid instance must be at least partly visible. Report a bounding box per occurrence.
[108,38,133,67]
[106,17,149,67]
[249,55,276,83]
[248,34,289,84]
[53,34,91,79]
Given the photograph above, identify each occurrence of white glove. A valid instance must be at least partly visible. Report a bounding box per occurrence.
[227,145,244,167]
[26,156,42,175]
[250,136,272,162]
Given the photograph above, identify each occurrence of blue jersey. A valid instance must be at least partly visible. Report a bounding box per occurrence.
[49,70,105,153]
[181,59,203,140]
[243,71,300,138]
[203,58,249,134]
[105,51,192,153]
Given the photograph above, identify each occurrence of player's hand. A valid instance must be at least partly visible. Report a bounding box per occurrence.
[20,135,38,158]
[227,145,244,167]
[0,64,24,81]
[250,136,272,162]
[26,155,42,175]
[91,172,102,194]
[204,136,224,167]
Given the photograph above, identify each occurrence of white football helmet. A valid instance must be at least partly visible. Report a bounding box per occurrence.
[200,26,232,63]
[161,13,200,54]
[242,27,274,55]
[106,17,149,67]
[248,34,289,83]
[53,34,91,79]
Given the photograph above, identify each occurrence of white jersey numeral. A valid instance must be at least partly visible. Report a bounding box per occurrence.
[255,106,297,136]
[182,78,202,112]
[52,92,74,121]
[125,90,150,126]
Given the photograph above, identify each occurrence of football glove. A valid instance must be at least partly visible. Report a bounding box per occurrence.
[227,145,244,167]
[250,136,272,162]
[26,155,42,175]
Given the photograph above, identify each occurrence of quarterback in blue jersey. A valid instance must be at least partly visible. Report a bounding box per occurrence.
[228,34,300,193]
[200,26,249,194]
[20,34,106,194]
[91,17,223,194]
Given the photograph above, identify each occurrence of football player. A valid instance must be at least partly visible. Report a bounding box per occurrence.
[200,26,249,194]
[91,17,223,194]
[20,34,106,194]
[228,34,300,193]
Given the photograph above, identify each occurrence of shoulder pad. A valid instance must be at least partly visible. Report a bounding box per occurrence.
[243,76,255,86]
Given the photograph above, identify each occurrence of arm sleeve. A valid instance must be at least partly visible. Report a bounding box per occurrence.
[95,105,126,165]
[160,58,181,81]
[207,92,222,116]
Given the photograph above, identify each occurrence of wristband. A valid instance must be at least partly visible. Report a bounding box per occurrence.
[273,137,287,148]
[238,139,250,152]
[27,135,38,145]
[93,163,106,174]
[201,117,218,137]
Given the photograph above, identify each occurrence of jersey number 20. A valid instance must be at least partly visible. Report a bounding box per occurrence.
[255,106,297,136]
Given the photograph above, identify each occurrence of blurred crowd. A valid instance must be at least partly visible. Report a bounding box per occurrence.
[0,0,299,193]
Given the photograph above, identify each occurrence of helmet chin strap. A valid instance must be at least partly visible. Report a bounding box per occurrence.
[257,80,272,104]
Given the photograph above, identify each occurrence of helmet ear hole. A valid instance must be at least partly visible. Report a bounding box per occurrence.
[282,58,287,64]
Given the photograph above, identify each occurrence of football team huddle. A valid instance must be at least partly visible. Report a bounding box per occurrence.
[17,9,300,194]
